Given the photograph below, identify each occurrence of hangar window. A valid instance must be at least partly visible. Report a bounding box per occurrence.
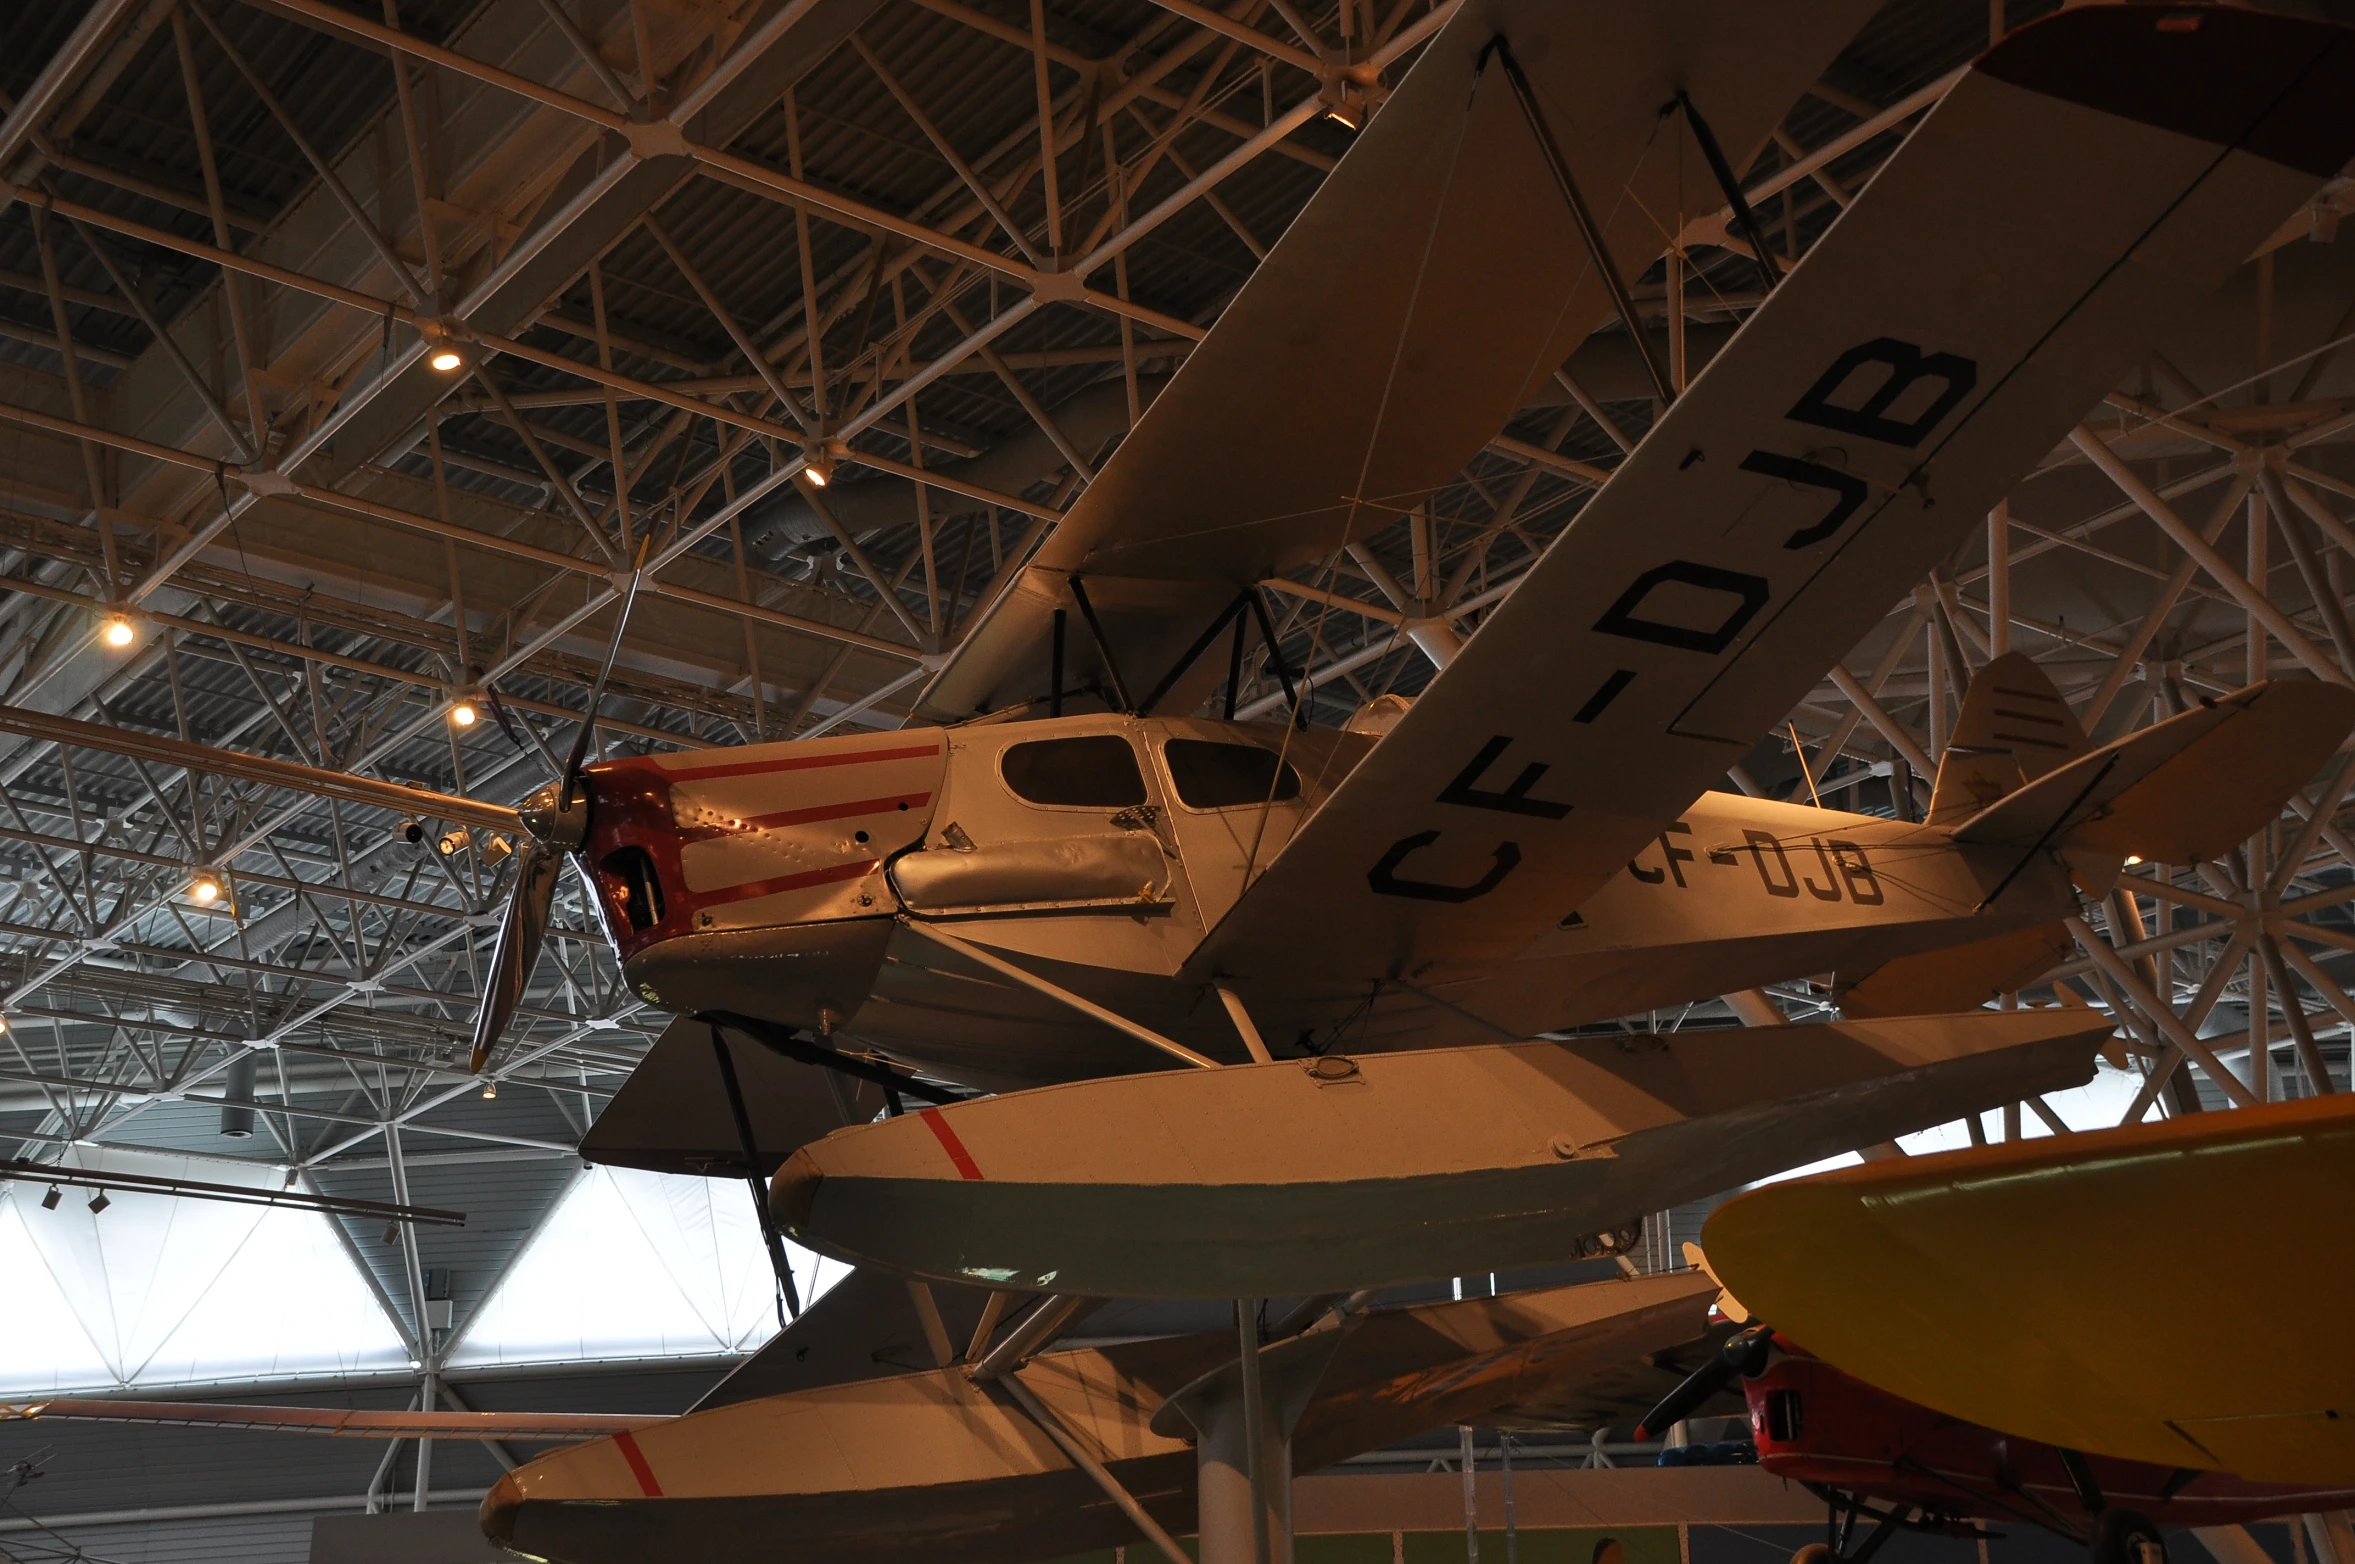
[1164,740,1301,809]
[1000,735,1147,807]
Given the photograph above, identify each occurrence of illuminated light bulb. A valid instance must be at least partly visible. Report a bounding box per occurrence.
[102,613,134,648]
[2124,855,2144,866]
[429,347,464,373]
[189,870,223,905]
[803,447,835,489]
[450,699,479,728]
[481,1081,498,1100]
[0,1013,9,1034]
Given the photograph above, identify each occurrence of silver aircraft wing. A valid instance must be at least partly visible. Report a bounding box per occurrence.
[911,0,1878,723]
[1185,6,2355,1014]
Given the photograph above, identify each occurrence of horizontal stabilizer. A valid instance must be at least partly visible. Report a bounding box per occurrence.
[1953,680,2355,867]
[580,1016,883,1178]
[1837,921,2076,1020]
[771,1011,2106,1299]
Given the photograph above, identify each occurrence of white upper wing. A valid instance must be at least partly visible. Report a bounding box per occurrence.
[1188,5,2355,1009]
[913,0,1877,722]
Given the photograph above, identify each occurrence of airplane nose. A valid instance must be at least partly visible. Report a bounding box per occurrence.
[479,1473,522,1544]
[769,1147,823,1234]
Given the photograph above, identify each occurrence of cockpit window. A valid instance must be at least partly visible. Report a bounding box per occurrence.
[1000,735,1147,807]
[1164,739,1301,809]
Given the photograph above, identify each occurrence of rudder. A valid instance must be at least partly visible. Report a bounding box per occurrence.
[1926,652,2090,826]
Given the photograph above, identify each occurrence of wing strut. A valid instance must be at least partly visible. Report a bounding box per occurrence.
[1067,576,1136,713]
[1477,35,1673,406]
[710,1022,802,1323]
[1242,588,1305,728]
[1673,89,1783,296]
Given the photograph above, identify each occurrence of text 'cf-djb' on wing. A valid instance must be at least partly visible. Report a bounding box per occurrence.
[1187,7,2355,1013]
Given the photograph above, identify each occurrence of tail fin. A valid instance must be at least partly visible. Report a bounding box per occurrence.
[1926,652,2090,827]
[1954,677,2355,870]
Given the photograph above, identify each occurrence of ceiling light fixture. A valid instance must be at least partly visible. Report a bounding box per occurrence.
[41,1185,60,1210]
[101,612,135,648]
[429,347,464,373]
[449,697,479,728]
[87,1190,110,1215]
[481,1081,498,1100]
[189,869,224,905]
[2124,855,2144,866]
[803,446,836,488]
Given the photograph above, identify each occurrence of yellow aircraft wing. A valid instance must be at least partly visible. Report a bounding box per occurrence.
[1703,1091,2355,1483]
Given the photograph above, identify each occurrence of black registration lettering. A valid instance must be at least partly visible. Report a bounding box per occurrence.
[1739,451,1868,550]
[1594,561,1770,655]
[1437,736,1571,819]
[1830,840,1884,905]
[1801,838,1843,902]
[1661,822,1694,887]
[1368,831,1520,902]
[1788,337,1977,449]
[1745,830,1798,899]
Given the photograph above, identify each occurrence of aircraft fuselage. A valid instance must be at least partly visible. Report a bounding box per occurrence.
[568,712,2077,1090]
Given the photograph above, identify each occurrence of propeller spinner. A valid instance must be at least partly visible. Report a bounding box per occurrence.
[469,546,649,1074]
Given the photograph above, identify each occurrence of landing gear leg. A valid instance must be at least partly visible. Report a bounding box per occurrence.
[1796,1494,1912,1564]
[2090,1509,2167,1564]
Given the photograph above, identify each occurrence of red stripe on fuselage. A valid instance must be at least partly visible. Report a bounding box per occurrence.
[651,743,941,783]
[701,858,880,907]
[613,1430,664,1496]
[731,793,931,832]
[919,1109,984,1181]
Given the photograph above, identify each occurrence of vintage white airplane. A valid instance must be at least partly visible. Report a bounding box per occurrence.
[464,0,2355,1110]
[19,8,2355,1564]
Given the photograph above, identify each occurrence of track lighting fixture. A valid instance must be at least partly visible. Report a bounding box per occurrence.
[41,1185,59,1210]
[87,1190,110,1215]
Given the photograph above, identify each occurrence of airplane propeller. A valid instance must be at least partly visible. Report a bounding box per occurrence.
[469,544,651,1074]
[1635,1320,1774,1441]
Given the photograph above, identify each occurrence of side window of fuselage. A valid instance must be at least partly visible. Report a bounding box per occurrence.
[999,735,1148,808]
[1163,739,1301,810]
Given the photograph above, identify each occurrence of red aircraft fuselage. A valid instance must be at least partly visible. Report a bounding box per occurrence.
[1745,1349,2355,1531]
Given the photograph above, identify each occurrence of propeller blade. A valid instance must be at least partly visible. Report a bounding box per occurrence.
[1635,1323,1774,1440]
[559,537,652,809]
[470,842,563,1073]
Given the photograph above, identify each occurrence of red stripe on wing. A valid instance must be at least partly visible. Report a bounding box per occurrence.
[919,1109,985,1181]
[613,1429,664,1496]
